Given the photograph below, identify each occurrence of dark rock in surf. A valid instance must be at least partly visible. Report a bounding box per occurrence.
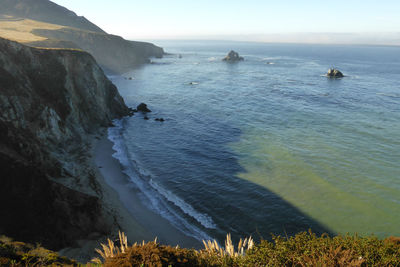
[326,68,344,78]
[128,107,136,116]
[137,103,151,113]
[155,118,164,122]
[223,50,244,62]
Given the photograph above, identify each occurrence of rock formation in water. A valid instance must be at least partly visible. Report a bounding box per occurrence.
[223,50,244,62]
[326,68,344,78]
[0,0,164,74]
[137,103,152,113]
[0,36,129,249]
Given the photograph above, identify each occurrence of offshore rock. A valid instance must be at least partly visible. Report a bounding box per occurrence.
[0,37,129,249]
[137,103,152,113]
[326,68,344,78]
[223,50,244,62]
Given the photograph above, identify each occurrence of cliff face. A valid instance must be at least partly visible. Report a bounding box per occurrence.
[32,28,164,74]
[0,37,128,249]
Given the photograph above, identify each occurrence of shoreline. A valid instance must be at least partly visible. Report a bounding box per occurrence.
[59,129,201,263]
[92,128,202,248]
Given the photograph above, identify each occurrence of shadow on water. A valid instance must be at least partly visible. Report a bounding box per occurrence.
[189,119,335,243]
[113,54,336,244]
[126,108,334,245]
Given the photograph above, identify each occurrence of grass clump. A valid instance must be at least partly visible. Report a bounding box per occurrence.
[95,231,400,266]
[0,235,76,266]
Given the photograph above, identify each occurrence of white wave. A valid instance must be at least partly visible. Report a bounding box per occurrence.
[107,119,215,241]
[149,179,217,229]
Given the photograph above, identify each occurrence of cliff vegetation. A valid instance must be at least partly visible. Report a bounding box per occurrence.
[1,231,399,266]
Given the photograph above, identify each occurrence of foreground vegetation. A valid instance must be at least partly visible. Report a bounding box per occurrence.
[0,236,76,266]
[1,231,399,266]
[95,231,400,267]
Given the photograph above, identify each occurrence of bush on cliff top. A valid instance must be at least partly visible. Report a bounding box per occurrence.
[1,231,399,266]
[95,231,400,267]
[0,235,76,266]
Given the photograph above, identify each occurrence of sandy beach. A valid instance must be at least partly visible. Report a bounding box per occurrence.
[93,131,202,247]
[59,130,201,263]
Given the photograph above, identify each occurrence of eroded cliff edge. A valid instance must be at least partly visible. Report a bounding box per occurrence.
[0,37,129,249]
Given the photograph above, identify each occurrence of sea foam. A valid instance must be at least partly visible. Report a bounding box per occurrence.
[108,118,215,241]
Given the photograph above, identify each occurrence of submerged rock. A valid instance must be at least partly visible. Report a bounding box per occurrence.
[326,68,344,78]
[155,118,165,122]
[223,50,244,62]
[137,103,151,113]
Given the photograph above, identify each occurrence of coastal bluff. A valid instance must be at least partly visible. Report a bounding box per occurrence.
[0,37,129,249]
[0,0,164,74]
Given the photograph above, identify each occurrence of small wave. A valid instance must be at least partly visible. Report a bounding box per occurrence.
[208,57,217,61]
[107,119,215,241]
[150,61,172,65]
[377,92,400,98]
[149,179,217,229]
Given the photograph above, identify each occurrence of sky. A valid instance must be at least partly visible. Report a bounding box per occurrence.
[51,0,400,44]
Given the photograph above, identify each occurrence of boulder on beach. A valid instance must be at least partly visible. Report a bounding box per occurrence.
[326,68,344,78]
[137,103,151,112]
[223,50,244,62]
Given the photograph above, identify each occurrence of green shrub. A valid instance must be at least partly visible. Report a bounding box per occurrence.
[96,231,400,267]
[0,235,76,266]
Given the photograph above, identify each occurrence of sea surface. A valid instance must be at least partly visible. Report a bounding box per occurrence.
[108,41,400,243]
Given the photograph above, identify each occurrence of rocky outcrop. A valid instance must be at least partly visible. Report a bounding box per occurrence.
[137,103,151,113]
[326,68,344,78]
[0,37,129,249]
[223,50,244,62]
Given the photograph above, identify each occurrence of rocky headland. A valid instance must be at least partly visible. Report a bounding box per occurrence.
[0,0,164,74]
[0,36,129,249]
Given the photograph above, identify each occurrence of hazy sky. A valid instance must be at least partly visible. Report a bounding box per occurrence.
[51,0,400,44]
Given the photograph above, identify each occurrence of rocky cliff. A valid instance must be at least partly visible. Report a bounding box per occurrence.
[0,0,165,74]
[0,36,129,249]
[31,27,164,74]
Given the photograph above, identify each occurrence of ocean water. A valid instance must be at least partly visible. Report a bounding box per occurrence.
[108,41,400,243]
